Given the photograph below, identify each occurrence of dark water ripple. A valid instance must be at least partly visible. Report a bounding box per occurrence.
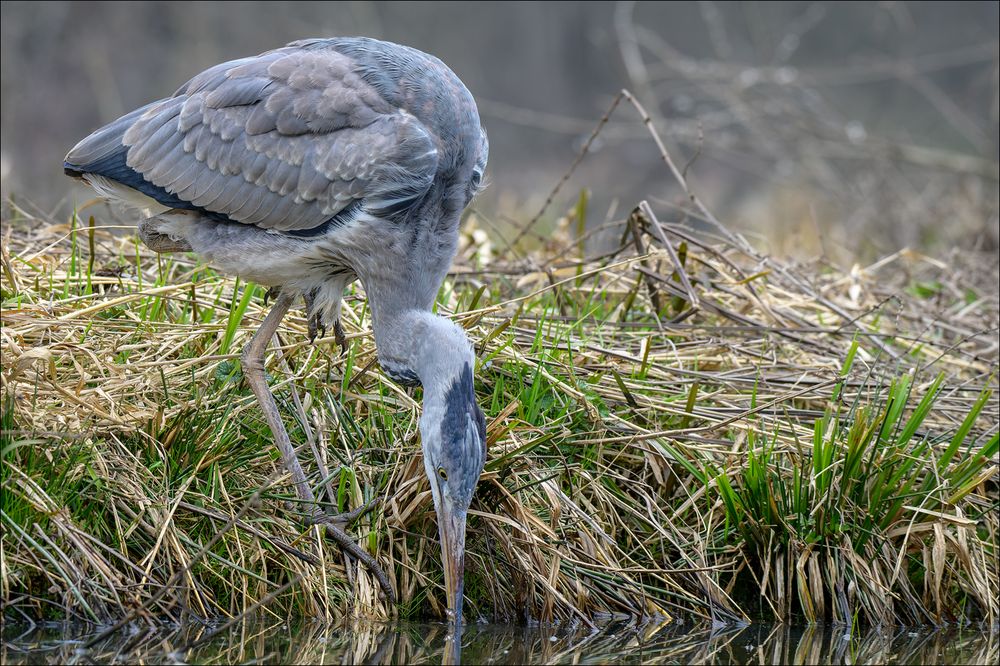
[2,618,997,664]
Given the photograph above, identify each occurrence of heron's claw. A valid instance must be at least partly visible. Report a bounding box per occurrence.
[334,320,348,356]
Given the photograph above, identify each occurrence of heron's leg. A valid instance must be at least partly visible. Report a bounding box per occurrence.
[242,292,314,502]
[241,293,395,603]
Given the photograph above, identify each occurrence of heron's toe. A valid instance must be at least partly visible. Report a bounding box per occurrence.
[307,312,323,344]
[263,286,282,305]
[334,320,348,355]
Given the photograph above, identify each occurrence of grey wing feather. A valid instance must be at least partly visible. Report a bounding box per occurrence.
[68,46,439,232]
[66,101,163,165]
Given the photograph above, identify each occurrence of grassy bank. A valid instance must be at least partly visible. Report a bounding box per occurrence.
[1,195,997,629]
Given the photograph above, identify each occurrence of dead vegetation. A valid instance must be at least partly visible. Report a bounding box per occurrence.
[1,171,997,629]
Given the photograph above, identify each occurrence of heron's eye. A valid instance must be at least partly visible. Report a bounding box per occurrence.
[438,467,448,481]
[470,170,483,189]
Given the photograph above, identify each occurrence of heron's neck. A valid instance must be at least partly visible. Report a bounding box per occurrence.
[372,307,475,393]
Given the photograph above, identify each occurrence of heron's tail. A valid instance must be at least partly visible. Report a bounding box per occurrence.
[63,100,162,178]
[64,99,199,213]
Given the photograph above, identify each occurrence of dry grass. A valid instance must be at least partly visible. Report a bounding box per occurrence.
[2,176,997,631]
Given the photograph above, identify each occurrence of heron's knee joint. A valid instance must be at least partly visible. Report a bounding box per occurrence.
[241,349,264,374]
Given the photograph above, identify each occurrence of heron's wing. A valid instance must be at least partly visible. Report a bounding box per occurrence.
[65,46,439,231]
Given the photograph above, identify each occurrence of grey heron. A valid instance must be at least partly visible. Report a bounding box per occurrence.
[64,37,488,623]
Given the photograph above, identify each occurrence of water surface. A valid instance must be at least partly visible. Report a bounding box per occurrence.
[2,618,996,664]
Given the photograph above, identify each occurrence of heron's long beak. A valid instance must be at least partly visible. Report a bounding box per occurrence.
[438,503,468,624]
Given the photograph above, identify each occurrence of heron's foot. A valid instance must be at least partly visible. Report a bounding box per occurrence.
[305,498,395,603]
[138,217,193,253]
[304,496,379,528]
[334,319,348,355]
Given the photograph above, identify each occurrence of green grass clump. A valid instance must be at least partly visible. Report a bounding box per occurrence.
[1,198,997,629]
[715,357,998,625]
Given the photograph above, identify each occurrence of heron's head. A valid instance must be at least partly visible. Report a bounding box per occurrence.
[409,314,486,624]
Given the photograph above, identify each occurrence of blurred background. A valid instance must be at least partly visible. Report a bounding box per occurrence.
[2,1,997,260]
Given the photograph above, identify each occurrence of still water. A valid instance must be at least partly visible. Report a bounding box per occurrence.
[2,618,996,664]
